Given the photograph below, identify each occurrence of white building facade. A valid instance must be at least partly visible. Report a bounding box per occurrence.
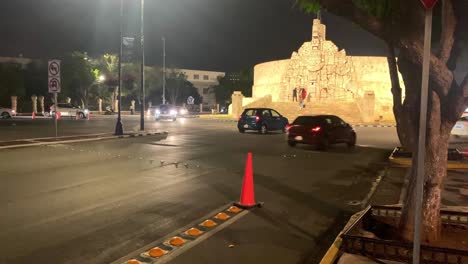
[179,69,225,107]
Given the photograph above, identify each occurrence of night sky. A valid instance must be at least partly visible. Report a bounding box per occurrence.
[0,0,465,79]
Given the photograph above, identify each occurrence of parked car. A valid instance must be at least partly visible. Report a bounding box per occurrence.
[50,103,89,118]
[155,104,177,121]
[0,107,15,119]
[287,115,356,150]
[237,108,289,134]
[451,116,468,137]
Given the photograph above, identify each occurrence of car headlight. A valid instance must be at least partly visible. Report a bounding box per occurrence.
[180,109,187,115]
[155,110,160,114]
[84,109,89,114]
[11,110,16,114]
[170,110,177,115]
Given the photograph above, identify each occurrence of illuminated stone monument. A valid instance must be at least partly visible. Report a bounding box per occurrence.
[248,19,404,122]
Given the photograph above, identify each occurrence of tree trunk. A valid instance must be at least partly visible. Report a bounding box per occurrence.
[397,49,454,243]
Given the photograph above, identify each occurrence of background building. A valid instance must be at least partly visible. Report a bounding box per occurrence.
[179,69,225,107]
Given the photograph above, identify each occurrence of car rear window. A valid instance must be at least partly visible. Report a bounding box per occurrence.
[292,116,324,126]
[243,109,257,116]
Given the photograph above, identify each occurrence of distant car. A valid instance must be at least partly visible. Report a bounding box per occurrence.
[451,116,468,137]
[176,106,189,117]
[237,108,289,134]
[50,103,89,119]
[0,107,15,119]
[155,104,177,121]
[146,106,158,117]
[287,115,356,150]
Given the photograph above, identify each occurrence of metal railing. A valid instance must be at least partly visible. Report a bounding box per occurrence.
[341,205,468,263]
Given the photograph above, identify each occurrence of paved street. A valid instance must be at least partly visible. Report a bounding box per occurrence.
[0,116,465,263]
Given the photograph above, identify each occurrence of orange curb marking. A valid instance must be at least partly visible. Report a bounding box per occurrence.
[126,260,140,264]
[227,206,242,213]
[148,247,167,258]
[214,212,231,221]
[169,236,186,247]
[200,219,217,227]
[185,227,203,237]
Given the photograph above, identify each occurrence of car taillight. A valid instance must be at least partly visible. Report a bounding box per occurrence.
[255,116,260,122]
[239,115,242,120]
[286,125,292,131]
[311,126,321,132]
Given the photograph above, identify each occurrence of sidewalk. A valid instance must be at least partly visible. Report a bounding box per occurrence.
[159,165,467,264]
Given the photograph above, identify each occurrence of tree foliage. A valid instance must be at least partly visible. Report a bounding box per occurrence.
[214,68,253,105]
[61,51,97,107]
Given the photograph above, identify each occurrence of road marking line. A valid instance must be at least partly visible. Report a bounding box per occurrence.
[156,210,249,264]
[110,204,249,264]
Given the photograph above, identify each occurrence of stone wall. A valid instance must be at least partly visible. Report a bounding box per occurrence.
[252,60,290,102]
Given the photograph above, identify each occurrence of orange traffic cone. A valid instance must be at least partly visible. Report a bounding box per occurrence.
[32,112,36,119]
[75,113,80,120]
[56,112,61,120]
[235,152,262,209]
[87,112,91,120]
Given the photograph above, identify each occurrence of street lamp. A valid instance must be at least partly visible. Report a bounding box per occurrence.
[114,0,124,136]
[139,0,145,131]
[98,75,106,82]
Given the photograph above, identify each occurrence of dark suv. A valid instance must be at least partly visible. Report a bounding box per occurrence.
[237,108,289,134]
[287,115,356,150]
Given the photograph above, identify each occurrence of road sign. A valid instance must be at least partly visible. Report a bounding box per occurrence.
[420,0,438,9]
[48,60,61,93]
[48,60,61,77]
[48,77,61,93]
[187,96,195,105]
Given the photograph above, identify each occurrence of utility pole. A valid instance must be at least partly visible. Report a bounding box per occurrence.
[114,0,124,136]
[140,0,145,131]
[162,36,166,105]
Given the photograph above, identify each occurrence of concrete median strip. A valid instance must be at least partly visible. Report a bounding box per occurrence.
[0,131,168,150]
[111,204,249,264]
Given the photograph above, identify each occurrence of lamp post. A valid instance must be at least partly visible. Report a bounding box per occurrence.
[114,0,124,135]
[162,36,166,105]
[139,0,145,131]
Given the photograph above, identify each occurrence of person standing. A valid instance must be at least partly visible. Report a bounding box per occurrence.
[301,88,307,109]
[292,87,298,102]
[298,88,304,109]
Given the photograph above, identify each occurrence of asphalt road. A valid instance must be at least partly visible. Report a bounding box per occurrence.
[0,116,464,263]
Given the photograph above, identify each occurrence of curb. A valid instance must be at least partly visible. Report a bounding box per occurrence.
[0,131,168,150]
[388,148,468,169]
[352,124,396,128]
[319,212,363,264]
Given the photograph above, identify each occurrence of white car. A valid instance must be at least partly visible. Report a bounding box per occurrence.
[50,103,89,119]
[451,116,468,137]
[0,107,15,119]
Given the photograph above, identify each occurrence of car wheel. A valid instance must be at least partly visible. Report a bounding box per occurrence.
[1,112,11,119]
[259,124,267,135]
[155,118,160,122]
[318,137,329,151]
[79,112,85,119]
[347,133,357,148]
[288,140,296,147]
[238,128,245,133]
[172,118,177,122]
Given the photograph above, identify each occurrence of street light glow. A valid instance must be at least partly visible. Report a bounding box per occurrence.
[99,75,106,82]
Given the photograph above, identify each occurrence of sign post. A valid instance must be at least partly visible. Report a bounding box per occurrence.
[48,60,61,138]
[414,1,437,263]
